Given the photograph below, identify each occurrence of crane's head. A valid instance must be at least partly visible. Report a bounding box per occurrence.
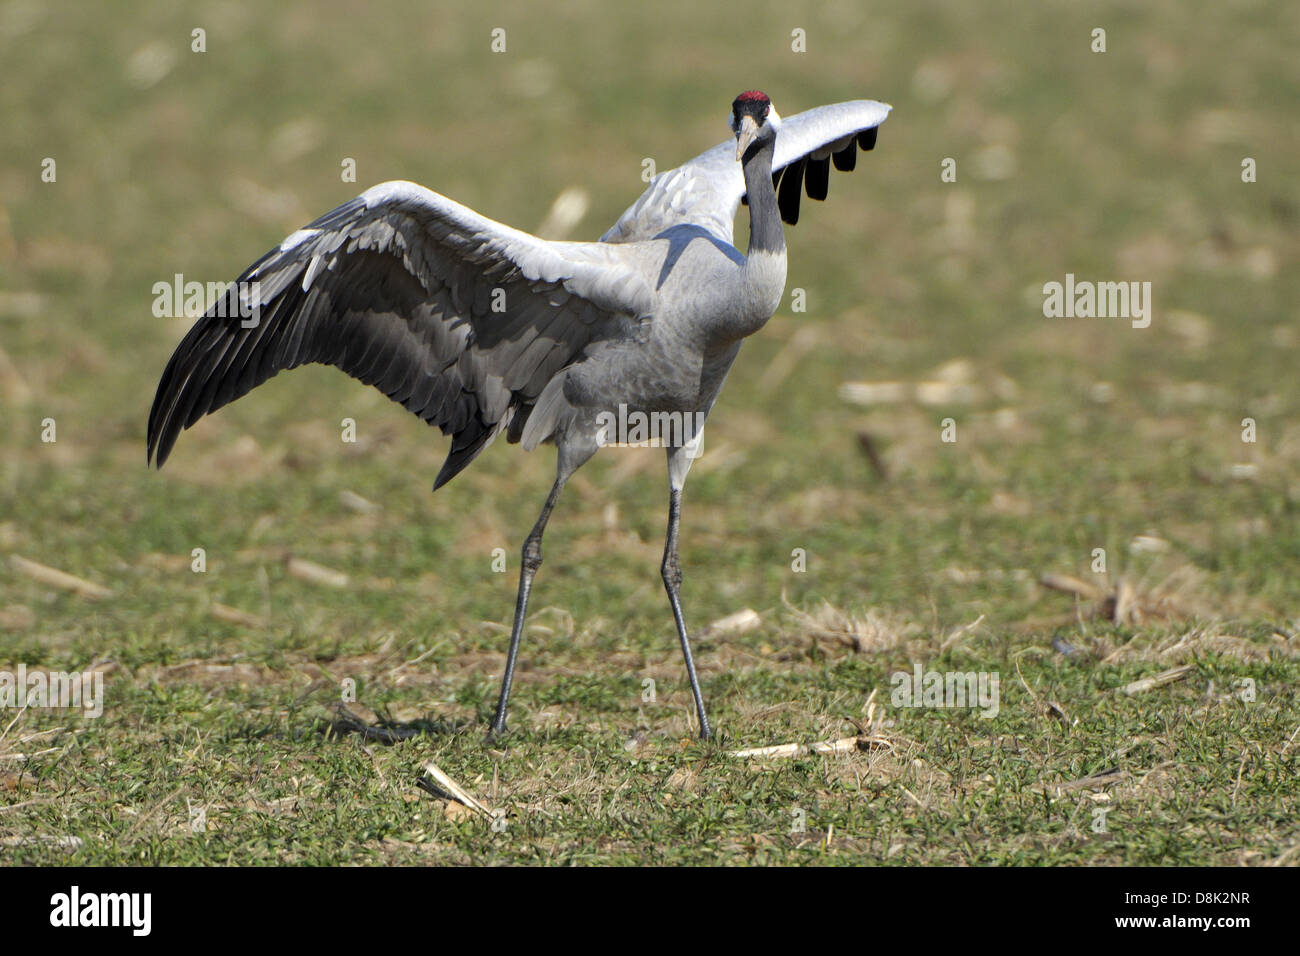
[731,90,781,161]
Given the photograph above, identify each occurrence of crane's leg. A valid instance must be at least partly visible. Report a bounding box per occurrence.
[489,473,566,738]
[662,444,713,740]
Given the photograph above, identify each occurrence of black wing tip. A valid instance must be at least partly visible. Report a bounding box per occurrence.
[805,156,830,202]
[771,123,883,226]
[145,415,177,469]
[150,442,172,469]
[146,361,186,469]
[777,157,805,225]
[431,443,469,491]
[432,455,467,492]
[432,419,498,491]
[145,402,164,468]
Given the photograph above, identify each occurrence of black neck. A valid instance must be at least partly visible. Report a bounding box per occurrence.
[742,138,784,255]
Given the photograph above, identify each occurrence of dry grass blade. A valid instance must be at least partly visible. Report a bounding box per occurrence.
[1281,724,1300,756]
[838,381,909,405]
[729,735,892,759]
[210,602,269,628]
[1039,573,1106,601]
[9,555,112,599]
[700,608,761,638]
[1113,579,1136,626]
[781,594,918,655]
[285,555,349,588]
[1040,563,1220,628]
[124,785,185,839]
[0,797,53,815]
[0,834,84,849]
[420,762,495,818]
[0,705,27,747]
[338,489,381,514]
[0,747,60,762]
[1120,664,1196,696]
[1266,840,1300,867]
[1032,768,1127,796]
[940,613,986,651]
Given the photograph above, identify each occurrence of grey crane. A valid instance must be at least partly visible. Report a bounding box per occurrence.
[147,91,891,740]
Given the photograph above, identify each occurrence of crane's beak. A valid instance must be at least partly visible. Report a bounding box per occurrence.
[735,115,760,161]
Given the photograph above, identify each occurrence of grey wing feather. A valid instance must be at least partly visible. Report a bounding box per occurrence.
[601,99,892,244]
[148,180,652,488]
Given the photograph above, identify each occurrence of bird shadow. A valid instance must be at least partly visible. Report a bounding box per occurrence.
[321,702,466,744]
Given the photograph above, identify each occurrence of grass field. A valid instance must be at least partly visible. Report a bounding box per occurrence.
[2,1,1298,865]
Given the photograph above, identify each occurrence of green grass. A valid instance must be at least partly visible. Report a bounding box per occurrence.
[1,0,1298,865]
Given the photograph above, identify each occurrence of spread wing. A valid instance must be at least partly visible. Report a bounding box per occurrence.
[148,180,653,488]
[601,99,892,244]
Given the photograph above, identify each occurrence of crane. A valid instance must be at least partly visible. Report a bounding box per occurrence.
[147,91,892,740]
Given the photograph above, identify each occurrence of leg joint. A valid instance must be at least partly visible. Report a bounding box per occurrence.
[521,535,543,574]
[660,553,682,591]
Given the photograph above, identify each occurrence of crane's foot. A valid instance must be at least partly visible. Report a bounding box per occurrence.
[485,716,510,743]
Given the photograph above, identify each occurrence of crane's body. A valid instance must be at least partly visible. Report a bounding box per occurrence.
[148,92,890,739]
